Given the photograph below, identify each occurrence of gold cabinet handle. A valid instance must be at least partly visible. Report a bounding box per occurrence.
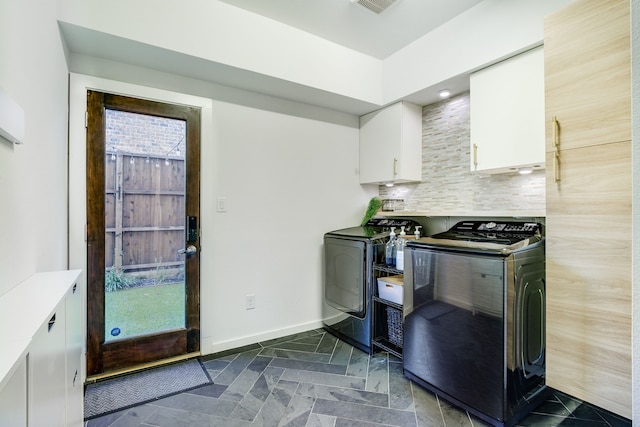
[553,150,560,183]
[473,144,478,168]
[393,158,398,176]
[552,116,560,183]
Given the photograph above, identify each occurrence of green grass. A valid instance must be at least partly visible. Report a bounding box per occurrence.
[105,282,185,341]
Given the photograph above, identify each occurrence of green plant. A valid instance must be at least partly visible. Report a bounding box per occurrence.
[361,197,383,226]
[105,267,133,292]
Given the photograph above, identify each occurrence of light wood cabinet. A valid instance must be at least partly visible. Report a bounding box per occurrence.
[544,0,631,418]
[359,101,422,185]
[470,46,545,174]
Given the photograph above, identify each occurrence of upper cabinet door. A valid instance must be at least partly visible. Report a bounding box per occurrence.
[470,46,545,174]
[544,0,630,153]
[359,101,422,185]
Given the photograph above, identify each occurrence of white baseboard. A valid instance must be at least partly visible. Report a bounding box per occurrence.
[204,320,324,355]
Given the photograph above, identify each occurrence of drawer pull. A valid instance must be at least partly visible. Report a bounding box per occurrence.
[552,116,561,183]
[48,313,56,332]
[73,369,78,386]
[73,283,77,294]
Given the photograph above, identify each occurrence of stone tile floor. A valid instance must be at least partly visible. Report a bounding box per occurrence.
[85,329,631,427]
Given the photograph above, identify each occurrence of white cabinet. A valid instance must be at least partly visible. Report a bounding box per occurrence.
[30,305,68,427]
[0,356,28,427]
[470,46,545,174]
[359,101,422,185]
[65,283,84,427]
[0,270,83,427]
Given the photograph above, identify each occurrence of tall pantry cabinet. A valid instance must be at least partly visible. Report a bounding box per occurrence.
[544,0,631,419]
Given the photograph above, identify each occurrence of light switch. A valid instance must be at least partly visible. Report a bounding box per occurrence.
[216,197,227,213]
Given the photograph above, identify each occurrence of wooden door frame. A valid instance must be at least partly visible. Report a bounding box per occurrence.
[86,91,201,376]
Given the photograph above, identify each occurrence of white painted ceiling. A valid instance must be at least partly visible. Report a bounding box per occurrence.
[60,0,488,115]
[216,0,483,59]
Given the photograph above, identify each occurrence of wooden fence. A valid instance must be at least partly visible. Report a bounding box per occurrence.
[105,152,185,278]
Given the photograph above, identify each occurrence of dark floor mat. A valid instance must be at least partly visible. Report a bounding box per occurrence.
[84,358,211,420]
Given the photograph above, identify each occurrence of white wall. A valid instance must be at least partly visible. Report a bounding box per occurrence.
[384,0,575,103]
[57,0,383,107]
[57,0,575,113]
[0,0,70,296]
[68,72,375,354]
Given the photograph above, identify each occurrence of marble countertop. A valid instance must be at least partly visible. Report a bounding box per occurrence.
[376,210,545,218]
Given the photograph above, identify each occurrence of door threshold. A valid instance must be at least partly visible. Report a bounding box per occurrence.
[86,351,201,383]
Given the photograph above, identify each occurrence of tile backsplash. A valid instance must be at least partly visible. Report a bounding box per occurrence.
[378,92,546,213]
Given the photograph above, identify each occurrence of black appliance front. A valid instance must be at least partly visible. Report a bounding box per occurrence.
[323,233,376,354]
[322,219,418,354]
[403,223,546,427]
[324,237,367,318]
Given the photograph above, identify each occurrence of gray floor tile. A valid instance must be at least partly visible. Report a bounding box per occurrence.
[144,405,253,427]
[296,382,389,407]
[230,367,286,421]
[270,357,347,376]
[185,383,228,398]
[202,358,231,371]
[365,352,389,394]
[265,341,320,353]
[252,380,298,427]
[279,394,315,427]
[221,356,274,401]
[345,347,369,378]
[312,398,417,427]
[438,397,473,427]
[411,381,444,427]
[86,330,632,427]
[305,413,336,427]
[148,392,238,417]
[388,361,413,411]
[334,419,399,427]
[261,331,322,349]
[260,347,332,364]
[280,369,366,390]
[315,333,338,355]
[215,349,262,386]
[87,405,156,427]
[329,339,352,366]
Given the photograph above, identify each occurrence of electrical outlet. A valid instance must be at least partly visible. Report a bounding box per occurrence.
[246,294,256,310]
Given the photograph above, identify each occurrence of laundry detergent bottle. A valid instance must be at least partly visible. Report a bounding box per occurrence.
[395,226,406,271]
[385,227,396,266]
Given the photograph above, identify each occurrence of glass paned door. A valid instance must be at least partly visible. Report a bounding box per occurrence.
[86,91,200,376]
[104,110,187,342]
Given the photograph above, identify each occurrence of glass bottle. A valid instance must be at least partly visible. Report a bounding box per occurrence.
[395,226,406,271]
[385,227,396,266]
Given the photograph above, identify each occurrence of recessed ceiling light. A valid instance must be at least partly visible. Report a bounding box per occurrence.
[518,167,533,175]
[439,89,451,98]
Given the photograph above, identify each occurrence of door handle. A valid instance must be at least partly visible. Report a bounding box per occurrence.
[178,245,197,255]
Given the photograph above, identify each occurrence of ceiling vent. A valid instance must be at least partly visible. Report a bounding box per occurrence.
[352,0,398,14]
